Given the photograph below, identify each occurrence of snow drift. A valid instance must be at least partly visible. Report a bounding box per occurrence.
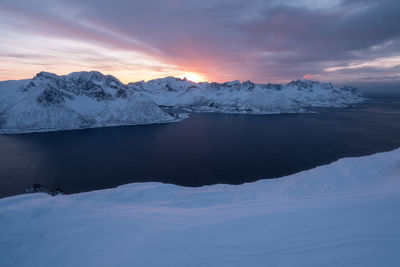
[1,149,399,266]
[0,71,176,134]
[130,77,366,114]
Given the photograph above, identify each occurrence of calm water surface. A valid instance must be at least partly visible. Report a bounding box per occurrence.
[1,97,399,198]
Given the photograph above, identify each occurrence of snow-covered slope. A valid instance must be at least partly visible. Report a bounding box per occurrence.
[1,149,399,266]
[0,72,176,134]
[130,77,366,114]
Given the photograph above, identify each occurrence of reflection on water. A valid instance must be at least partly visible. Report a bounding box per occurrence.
[0,98,399,198]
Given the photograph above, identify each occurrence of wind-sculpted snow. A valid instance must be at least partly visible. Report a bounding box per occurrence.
[130,77,366,114]
[1,149,399,266]
[0,72,176,134]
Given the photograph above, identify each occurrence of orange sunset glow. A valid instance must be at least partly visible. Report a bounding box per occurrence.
[1,0,399,84]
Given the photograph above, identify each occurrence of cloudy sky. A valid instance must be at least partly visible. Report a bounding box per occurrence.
[1,0,399,84]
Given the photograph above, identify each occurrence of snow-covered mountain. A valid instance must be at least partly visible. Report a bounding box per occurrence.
[0,72,176,134]
[0,71,367,133]
[130,77,366,114]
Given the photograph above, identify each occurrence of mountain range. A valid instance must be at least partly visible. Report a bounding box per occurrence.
[0,71,366,133]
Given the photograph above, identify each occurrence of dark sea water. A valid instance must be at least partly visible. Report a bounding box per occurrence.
[1,97,399,198]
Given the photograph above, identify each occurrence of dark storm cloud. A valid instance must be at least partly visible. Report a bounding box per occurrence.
[1,0,399,82]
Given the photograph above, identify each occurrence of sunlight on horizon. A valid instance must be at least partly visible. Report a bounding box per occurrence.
[179,72,208,83]
[0,21,210,84]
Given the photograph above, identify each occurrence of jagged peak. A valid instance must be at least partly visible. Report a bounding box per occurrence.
[222,80,241,87]
[33,71,122,84]
[287,79,320,88]
[23,71,130,102]
[242,80,255,86]
[147,76,191,84]
[34,71,59,80]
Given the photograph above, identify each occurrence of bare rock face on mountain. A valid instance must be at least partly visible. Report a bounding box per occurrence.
[129,77,366,114]
[0,71,176,134]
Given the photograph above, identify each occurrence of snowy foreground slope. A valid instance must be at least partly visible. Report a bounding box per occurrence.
[1,150,399,266]
[0,72,176,134]
[130,77,366,113]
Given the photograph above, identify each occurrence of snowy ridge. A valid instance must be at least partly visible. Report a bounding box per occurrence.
[0,72,176,134]
[130,77,366,114]
[1,149,399,266]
